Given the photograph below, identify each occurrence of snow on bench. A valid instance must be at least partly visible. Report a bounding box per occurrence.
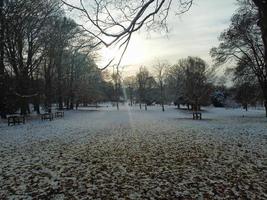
[41,113,54,121]
[192,112,202,120]
[55,111,64,118]
[7,115,26,126]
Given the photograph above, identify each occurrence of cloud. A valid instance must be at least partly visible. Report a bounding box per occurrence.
[120,0,238,71]
[66,0,238,73]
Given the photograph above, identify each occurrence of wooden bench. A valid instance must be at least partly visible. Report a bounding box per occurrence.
[193,112,202,120]
[55,111,64,118]
[8,115,25,126]
[41,113,53,121]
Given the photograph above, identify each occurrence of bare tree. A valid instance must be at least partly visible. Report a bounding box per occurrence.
[165,63,185,108]
[111,65,122,110]
[154,60,168,111]
[167,57,211,111]
[4,0,61,114]
[211,0,267,117]
[184,57,212,111]
[0,0,7,118]
[252,0,267,72]
[234,82,260,111]
[136,66,156,110]
[123,76,136,106]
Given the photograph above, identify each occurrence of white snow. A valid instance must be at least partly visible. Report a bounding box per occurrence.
[0,105,266,199]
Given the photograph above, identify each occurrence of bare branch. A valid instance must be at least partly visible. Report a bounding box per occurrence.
[62,0,193,69]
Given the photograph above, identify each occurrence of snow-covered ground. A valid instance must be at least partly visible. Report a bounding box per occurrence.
[0,105,266,199]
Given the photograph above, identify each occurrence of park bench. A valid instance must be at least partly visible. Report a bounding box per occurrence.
[8,115,25,126]
[193,112,202,120]
[41,113,53,121]
[55,111,64,118]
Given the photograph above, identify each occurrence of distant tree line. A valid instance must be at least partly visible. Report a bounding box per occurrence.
[123,56,265,112]
[123,57,212,111]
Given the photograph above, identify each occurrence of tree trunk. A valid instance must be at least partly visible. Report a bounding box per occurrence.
[65,98,70,109]
[264,100,267,117]
[254,1,267,116]
[75,101,79,110]
[260,82,267,117]
[69,90,74,109]
[57,50,63,110]
[33,98,40,114]
[254,0,267,68]
[69,57,75,110]
[20,98,27,115]
[19,73,29,115]
[160,83,164,112]
[58,87,63,109]
[45,74,52,112]
[130,91,133,106]
[70,98,74,109]
[244,104,248,111]
[27,103,31,114]
[0,0,6,118]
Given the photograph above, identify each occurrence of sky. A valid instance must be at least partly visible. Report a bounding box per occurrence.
[66,0,238,76]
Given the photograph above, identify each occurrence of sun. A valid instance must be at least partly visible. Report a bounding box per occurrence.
[122,38,146,66]
[98,35,147,68]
